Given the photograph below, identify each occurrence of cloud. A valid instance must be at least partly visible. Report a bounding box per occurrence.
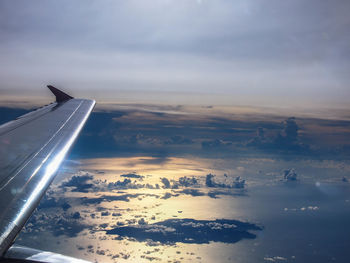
[101,211,110,216]
[264,256,287,262]
[4,104,350,181]
[23,212,91,238]
[106,218,262,244]
[38,196,73,212]
[60,173,94,193]
[140,255,161,261]
[207,190,246,199]
[160,178,171,189]
[120,173,144,180]
[247,117,310,154]
[55,108,350,159]
[61,202,71,211]
[233,176,246,188]
[201,139,232,149]
[246,127,268,147]
[284,206,319,212]
[57,171,247,203]
[94,176,160,191]
[205,174,246,189]
[37,197,58,210]
[138,218,147,225]
[205,174,216,187]
[177,176,198,187]
[161,192,179,200]
[164,135,194,145]
[160,176,199,189]
[109,178,132,188]
[177,189,206,197]
[81,193,159,205]
[138,157,170,165]
[282,117,299,143]
[283,169,298,181]
[59,171,162,194]
[273,117,307,151]
[72,212,81,219]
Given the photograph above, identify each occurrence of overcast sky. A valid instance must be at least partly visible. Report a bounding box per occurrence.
[0,0,349,108]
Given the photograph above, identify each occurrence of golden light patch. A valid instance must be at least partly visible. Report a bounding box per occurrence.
[78,156,220,180]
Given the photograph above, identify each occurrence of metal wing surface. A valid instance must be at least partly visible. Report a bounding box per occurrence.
[0,87,95,256]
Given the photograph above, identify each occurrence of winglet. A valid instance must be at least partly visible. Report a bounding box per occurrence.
[47,85,74,103]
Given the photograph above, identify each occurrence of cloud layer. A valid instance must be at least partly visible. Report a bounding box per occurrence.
[70,107,350,159]
[107,218,262,244]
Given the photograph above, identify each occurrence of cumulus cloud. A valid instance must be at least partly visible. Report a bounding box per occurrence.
[23,211,91,237]
[160,176,199,189]
[176,176,198,187]
[247,117,310,154]
[60,173,94,193]
[38,196,74,212]
[106,218,262,244]
[37,197,58,210]
[91,175,160,191]
[160,178,171,189]
[205,174,216,187]
[274,118,304,150]
[233,176,246,188]
[205,174,246,189]
[282,118,299,142]
[101,211,110,217]
[109,178,132,188]
[283,169,298,181]
[58,171,246,203]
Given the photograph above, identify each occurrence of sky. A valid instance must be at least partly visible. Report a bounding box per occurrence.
[1,0,350,109]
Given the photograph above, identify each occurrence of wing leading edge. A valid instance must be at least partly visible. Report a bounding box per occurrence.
[0,86,95,258]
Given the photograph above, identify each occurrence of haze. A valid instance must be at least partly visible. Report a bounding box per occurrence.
[1,0,349,109]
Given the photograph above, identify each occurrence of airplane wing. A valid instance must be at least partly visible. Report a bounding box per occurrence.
[0,86,95,262]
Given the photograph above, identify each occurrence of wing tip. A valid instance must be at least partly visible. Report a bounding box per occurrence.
[47,85,74,103]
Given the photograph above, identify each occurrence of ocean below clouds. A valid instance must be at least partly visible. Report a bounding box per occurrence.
[1,104,349,263]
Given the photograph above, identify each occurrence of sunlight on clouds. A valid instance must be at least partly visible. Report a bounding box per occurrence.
[15,152,350,262]
[79,157,214,179]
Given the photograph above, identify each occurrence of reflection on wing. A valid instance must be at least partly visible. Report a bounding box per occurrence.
[0,86,95,260]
